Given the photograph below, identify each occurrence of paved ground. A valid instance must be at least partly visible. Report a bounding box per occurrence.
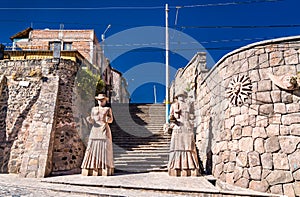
[0,172,280,197]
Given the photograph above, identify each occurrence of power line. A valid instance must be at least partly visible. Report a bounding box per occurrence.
[179,0,282,8]
[179,24,300,29]
[0,0,282,10]
[0,6,165,10]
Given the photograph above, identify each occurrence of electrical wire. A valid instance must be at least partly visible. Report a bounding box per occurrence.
[179,24,300,29]
[0,0,282,10]
[179,0,282,8]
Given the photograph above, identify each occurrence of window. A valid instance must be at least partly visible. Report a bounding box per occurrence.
[63,42,72,50]
[49,42,55,50]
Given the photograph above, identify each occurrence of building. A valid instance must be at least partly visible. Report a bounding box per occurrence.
[6,27,129,103]
[10,27,102,72]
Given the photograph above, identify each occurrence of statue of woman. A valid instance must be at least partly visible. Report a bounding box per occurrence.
[81,94,114,176]
[168,90,200,176]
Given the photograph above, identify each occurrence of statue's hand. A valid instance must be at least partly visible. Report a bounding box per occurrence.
[86,116,95,124]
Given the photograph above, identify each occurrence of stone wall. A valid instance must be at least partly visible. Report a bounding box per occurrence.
[171,36,300,196]
[111,69,130,103]
[0,58,87,177]
[170,52,207,102]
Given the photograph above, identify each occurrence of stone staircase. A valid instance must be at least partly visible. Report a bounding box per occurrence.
[110,103,170,173]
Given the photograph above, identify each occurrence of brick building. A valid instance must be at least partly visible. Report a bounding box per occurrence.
[7,27,129,103]
[10,27,102,71]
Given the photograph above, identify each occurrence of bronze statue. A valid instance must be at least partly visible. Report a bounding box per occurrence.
[168,90,200,176]
[81,94,114,176]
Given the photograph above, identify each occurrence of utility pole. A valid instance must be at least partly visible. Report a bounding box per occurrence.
[165,4,170,123]
[154,85,157,104]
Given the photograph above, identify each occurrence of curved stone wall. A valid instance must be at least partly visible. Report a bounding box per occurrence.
[195,36,300,196]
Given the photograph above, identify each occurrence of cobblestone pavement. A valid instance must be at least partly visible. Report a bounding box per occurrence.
[0,174,200,197]
[0,183,85,197]
[0,173,279,197]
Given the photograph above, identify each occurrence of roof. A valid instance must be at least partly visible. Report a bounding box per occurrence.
[10,27,33,41]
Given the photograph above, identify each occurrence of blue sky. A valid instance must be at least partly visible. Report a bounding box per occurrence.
[0,0,299,103]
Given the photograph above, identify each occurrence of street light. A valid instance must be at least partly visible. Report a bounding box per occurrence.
[100,24,111,79]
[101,24,111,50]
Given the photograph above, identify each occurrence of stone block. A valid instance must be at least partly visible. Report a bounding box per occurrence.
[259,67,273,80]
[266,170,293,186]
[224,117,234,129]
[273,153,289,170]
[252,127,267,139]
[248,55,258,69]
[235,114,249,126]
[259,104,274,116]
[280,125,290,136]
[228,140,239,151]
[212,141,228,154]
[262,169,271,179]
[258,53,269,68]
[265,136,280,153]
[290,124,300,136]
[293,169,300,181]
[242,126,252,137]
[284,49,299,65]
[288,149,300,172]
[283,183,296,197]
[232,125,242,140]
[224,162,235,173]
[274,103,286,114]
[249,180,269,192]
[282,113,300,125]
[279,136,300,154]
[256,91,273,104]
[233,166,243,181]
[236,152,248,167]
[269,114,281,124]
[271,90,281,103]
[282,91,293,104]
[286,103,300,113]
[243,169,250,179]
[235,177,249,188]
[269,51,283,66]
[294,182,300,196]
[270,184,283,195]
[213,163,223,177]
[225,172,235,184]
[249,70,260,84]
[221,151,231,163]
[248,166,262,180]
[249,105,259,115]
[266,124,280,137]
[212,155,221,165]
[256,115,269,127]
[248,151,261,167]
[239,137,253,152]
[254,138,265,153]
[258,80,272,92]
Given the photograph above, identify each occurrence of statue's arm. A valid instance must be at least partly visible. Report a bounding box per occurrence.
[86,108,95,124]
[106,108,113,124]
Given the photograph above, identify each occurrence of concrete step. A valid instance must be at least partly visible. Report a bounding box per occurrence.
[111,104,170,173]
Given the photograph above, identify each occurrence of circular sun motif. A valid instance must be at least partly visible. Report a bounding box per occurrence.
[226,75,252,106]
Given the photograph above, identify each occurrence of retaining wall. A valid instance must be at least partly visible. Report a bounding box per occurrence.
[0,59,88,177]
[171,36,300,196]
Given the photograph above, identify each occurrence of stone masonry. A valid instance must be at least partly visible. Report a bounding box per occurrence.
[171,36,300,196]
[0,58,87,178]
